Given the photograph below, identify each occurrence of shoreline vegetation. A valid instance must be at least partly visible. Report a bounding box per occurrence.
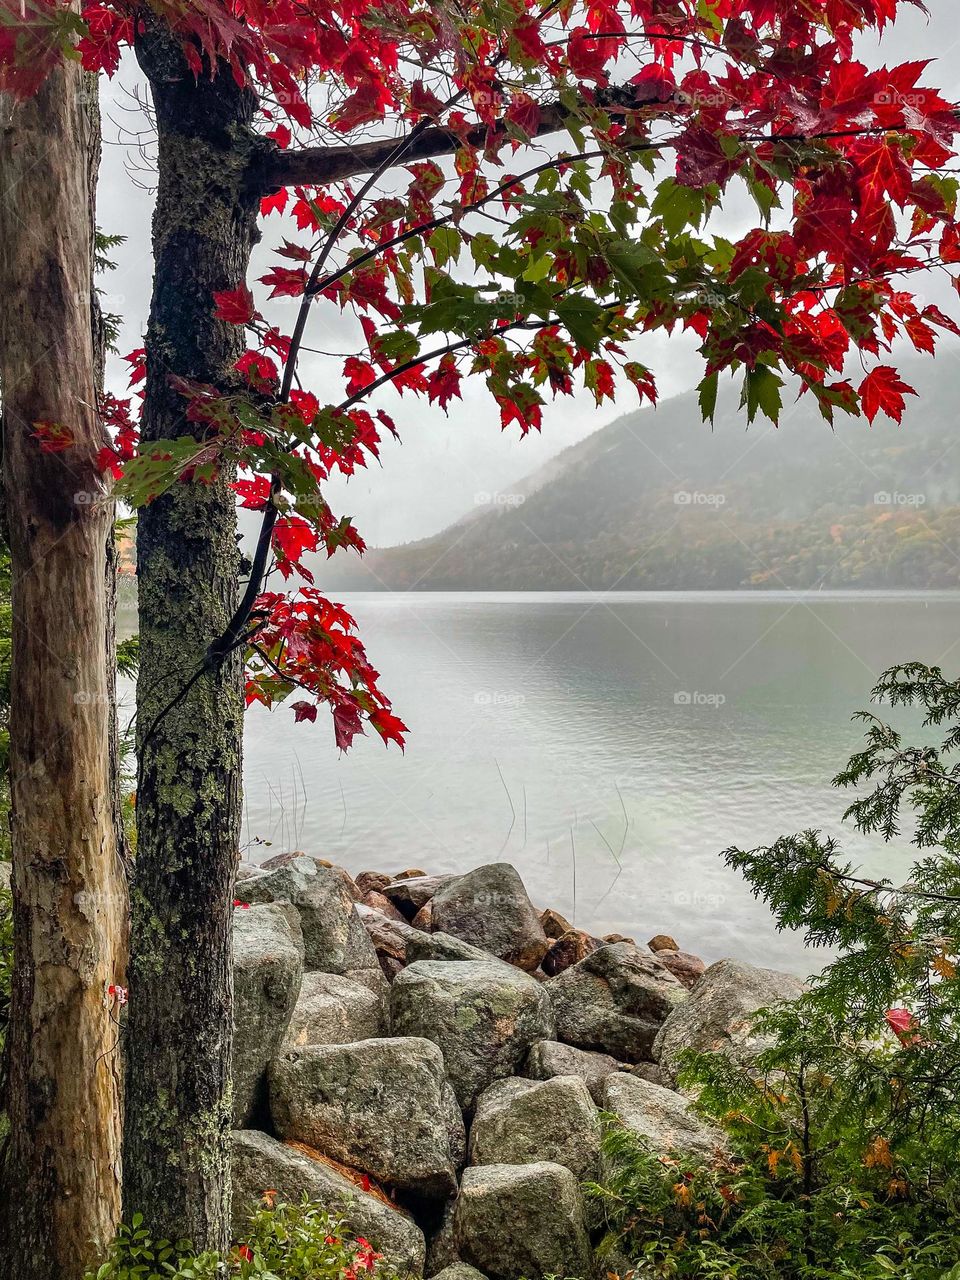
[4,661,960,1279]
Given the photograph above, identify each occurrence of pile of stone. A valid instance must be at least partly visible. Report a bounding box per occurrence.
[231,855,803,1279]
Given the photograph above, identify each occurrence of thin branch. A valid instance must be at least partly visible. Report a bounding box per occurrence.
[335,300,622,412]
[208,478,281,665]
[257,105,570,190]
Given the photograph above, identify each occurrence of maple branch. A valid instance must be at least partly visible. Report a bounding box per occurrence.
[253,83,687,192]
[279,117,437,400]
[207,478,280,666]
[258,104,924,194]
[337,301,622,411]
[248,641,317,700]
[304,138,665,304]
[256,109,569,191]
[217,122,443,662]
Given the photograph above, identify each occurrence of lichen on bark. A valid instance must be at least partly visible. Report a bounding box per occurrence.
[123,22,263,1251]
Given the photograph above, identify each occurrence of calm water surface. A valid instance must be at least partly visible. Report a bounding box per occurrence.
[227,591,960,973]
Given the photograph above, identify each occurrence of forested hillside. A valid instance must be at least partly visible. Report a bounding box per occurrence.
[326,354,960,591]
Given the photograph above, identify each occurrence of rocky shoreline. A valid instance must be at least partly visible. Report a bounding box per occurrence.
[231,856,803,1279]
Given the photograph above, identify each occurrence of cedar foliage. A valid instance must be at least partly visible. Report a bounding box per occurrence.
[593,663,960,1280]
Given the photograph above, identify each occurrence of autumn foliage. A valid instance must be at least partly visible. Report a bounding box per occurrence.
[3,0,960,747]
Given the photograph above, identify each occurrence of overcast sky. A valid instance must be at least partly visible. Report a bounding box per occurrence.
[96,1,960,547]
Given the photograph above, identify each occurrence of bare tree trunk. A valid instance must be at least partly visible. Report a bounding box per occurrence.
[122,23,261,1250]
[0,52,126,1280]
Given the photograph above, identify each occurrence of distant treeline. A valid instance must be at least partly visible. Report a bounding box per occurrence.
[322,354,960,592]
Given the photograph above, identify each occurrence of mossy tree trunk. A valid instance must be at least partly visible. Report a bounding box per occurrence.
[0,56,126,1280]
[122,25,261,1251]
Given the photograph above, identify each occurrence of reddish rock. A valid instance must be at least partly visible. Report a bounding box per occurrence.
[540,908,575,940]
[396,867,427,879]
[412,900,434,931]
[384,875,455,919]
[655,949,706,989]
[356,871,392,896]
[603,933,636,945]
[541,930,598,977]
[378,953,405,982]
[363,890,407,923]
[358,906,408,962]
[648,934,680,952]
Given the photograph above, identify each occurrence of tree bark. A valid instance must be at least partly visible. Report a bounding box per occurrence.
[122,24,261,1250]
[0,56,125,1280]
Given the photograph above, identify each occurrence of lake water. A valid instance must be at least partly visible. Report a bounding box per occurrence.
[230,590,960,976]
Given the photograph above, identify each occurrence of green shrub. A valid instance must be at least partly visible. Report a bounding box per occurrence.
[590,1115,960,1280]
[89,1201,407,1280]
[89,1215,222,1280]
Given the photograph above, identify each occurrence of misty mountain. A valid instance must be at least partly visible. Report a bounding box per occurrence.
[322,354,960,591]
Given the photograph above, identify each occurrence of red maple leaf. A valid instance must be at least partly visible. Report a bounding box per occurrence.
[260,187,289,217]
[335,79,394,132]
[259,266,308,299]
[426,355,462,411]
[213,284,257,326]
[885,1007,921,1046]
[859,365,917,424]
[32,421,75,453]
[272,516,319,575]
[567,28,610,84]
[343,356,377,397]
[370,707,408,749]
[232,476,272,509]
[505,93,541,139]
[333,701,364,751]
